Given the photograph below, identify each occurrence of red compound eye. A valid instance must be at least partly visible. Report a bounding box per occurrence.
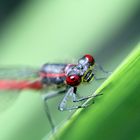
[84,54,95,65]
[66,75,81,86]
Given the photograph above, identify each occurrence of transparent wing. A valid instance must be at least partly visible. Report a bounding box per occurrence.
[0,66,39,113]
[0,66,39,80]
[0,90,20,113]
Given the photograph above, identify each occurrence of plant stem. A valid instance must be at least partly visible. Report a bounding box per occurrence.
[50,44,140,140]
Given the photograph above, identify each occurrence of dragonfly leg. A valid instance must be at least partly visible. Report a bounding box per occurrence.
[58,87,102,111]
[42,89,67,100]
[72,92,103,102]
[58,87,74,111]
[42,89,66,132]
[58,102,94,111]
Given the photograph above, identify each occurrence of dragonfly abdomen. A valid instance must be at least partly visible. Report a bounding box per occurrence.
[0,80,43,90]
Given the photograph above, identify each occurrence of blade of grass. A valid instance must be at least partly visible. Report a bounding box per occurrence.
[50,43,140,140]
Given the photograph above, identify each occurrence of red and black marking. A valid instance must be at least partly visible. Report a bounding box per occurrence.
[40,64,67,86]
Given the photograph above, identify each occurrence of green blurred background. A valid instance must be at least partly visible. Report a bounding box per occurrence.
[0,0,139,140]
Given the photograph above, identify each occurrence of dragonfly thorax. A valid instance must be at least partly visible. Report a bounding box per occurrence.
[39,64,67,87]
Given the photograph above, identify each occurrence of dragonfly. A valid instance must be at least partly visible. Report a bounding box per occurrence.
[0,54,110,131]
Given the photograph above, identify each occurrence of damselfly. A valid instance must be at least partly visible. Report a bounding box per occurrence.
[0,54,110,131]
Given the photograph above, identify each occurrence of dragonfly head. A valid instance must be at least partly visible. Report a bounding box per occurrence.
[66,54,95,87]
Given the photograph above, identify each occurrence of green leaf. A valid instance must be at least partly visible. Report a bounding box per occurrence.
[51,44,140,140]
